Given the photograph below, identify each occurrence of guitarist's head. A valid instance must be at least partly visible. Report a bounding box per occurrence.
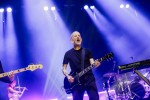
[70,31,82,49]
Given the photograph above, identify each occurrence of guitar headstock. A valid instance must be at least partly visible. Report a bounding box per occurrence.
[102,52,114,61]
[26,64,43,71]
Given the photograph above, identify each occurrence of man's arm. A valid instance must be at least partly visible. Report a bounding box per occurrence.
[62,64,74,83]
[62,64,69,77]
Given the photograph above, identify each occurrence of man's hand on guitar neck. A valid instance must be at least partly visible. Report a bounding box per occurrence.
[90,58,101,68]
[8,71,15,82]
[93,59,101,68]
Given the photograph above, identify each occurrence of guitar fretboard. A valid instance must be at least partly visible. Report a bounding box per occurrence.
[77,55,111,78]
[78,65,93,77]
[0,68,27,78]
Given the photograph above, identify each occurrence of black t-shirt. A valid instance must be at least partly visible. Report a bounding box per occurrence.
[63,48,95,84]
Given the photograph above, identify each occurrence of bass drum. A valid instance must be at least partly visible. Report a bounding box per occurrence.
[130,81,150,99]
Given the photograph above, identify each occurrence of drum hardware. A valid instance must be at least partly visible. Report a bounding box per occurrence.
[113,73,135,100]
[126,76,150,99]
[118,58,150,100]
[114,81,131,99]
[103,72,117,78]
[130,81,146,99]
[115,77,150,100]
[118,59,150,86]
[130,91,141,99]
[103,73,116,100]
[133,69,150,86]
[124,73,133,99]
[103,81,113,100]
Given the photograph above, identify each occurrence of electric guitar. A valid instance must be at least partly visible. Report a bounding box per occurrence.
[0,64,43,78]
[63,52,113,94]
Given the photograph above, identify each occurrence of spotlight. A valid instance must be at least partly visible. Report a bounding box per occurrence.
[0,8,4,12]
[7,7,12,12]
[125,4,130,8]
[90,6,95,9]
[44,6,49,11]
[120,4,124,8]
[51,6,55,11]
[84,5,88,10]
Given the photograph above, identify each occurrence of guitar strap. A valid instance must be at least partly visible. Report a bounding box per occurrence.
[81,48,85,71]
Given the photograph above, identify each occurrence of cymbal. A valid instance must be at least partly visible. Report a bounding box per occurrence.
[103,72,117,77]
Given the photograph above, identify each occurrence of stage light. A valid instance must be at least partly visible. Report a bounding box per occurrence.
[0,8,4,12]
[84,5,89,10]
[90,6,95,9]
[51,6,55,11]
[120,4,124,8]
[125,4,130,8]
[44,6,49,11]
[7,7,12,12]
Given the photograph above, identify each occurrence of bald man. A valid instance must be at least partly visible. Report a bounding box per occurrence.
[62,31,100,100]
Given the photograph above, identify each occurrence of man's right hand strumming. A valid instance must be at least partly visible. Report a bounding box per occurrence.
[67,75,74,83]
[63,64,74,83]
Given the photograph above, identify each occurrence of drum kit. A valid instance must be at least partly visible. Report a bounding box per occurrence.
[103,69,150,100]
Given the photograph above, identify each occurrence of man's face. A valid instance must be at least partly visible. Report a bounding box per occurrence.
[71,32,82,46]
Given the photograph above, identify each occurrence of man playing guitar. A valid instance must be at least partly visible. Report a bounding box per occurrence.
[62,31,101,100]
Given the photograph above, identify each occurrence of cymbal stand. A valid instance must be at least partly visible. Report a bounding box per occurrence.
[107,76,111,90]
[106,88,112,100]
[124,73,132,99]
[103,81,112,100]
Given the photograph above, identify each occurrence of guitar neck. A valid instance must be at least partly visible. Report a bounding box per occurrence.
[77,52,113,78]
[78,58,105,77]
[98,58,104,62]
[0,68,27,78]
[78,65,93,77]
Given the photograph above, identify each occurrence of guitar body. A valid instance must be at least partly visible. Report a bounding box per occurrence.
[63,77,72,94]
[64,73,80,94]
